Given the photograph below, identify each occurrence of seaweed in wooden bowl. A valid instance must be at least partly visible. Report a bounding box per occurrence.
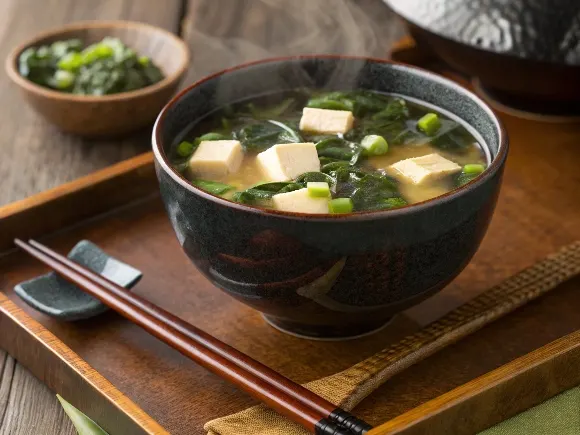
[6,21,190,137]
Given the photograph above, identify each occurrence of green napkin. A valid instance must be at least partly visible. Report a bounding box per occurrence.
[479,387,580,435]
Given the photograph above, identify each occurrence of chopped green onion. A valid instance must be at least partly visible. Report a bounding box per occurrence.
[463,164,486,174]
[138,56,150,66]
[95,44,114,58]
[176,141,195,157]
[417,113,441,136]
[191,180,234,195]
[57,52,83,71]
[53,70,75,89]
[80,43,113,65]
[307,182,330,198]
[360,135,388,155]
[329,198,353,214]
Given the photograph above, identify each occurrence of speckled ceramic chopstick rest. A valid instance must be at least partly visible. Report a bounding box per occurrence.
[14,240,142,321]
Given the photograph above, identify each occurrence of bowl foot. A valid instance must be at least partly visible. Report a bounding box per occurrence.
[262,315,393,341]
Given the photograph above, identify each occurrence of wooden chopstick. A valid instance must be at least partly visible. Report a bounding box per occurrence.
[16,239,372,435]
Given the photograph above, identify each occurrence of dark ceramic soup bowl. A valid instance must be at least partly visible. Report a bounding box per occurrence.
[152,56,508,339]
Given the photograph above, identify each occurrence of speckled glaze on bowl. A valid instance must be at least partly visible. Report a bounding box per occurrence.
[152,56,508,339]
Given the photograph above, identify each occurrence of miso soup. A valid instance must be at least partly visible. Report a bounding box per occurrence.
[170,90,487,214]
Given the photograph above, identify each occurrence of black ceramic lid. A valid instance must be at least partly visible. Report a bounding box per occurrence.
[385,0,580,66]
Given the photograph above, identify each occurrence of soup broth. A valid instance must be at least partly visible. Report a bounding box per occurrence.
[170,90,487,214]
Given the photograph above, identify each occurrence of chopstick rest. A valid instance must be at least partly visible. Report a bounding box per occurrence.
[15,239,372,435]
[14,240,142,321]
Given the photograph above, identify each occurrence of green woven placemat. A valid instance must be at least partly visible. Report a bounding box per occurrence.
[479,386,580,435]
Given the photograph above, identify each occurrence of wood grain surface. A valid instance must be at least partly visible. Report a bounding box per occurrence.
[0,0,181,207]
[0,1,403,434]
[0,0,181,434]
[0,353,75,435]
[370,331,580,435]
[1,94,580,435]
[2,2,579,433]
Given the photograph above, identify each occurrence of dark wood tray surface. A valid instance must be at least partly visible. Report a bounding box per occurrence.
[2,56,580,435]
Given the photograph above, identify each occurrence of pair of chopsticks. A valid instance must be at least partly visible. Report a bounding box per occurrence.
[15,239,372,435]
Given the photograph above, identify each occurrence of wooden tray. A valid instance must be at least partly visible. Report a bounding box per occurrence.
[2,46,580,434]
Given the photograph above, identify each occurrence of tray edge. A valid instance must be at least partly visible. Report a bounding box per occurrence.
[370,330,580,434]
[0,292,169,435]
[0,152,157,253]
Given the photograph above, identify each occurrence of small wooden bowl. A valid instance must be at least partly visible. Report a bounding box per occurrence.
[5,21,190,137]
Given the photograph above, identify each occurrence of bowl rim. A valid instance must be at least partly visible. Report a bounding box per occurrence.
[5,20,190,102]
[152,55,509,222]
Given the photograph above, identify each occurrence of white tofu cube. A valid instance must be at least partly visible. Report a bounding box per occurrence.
[189,140,243,179]
[257,143,320,182]
[390,153,461,185]
[272,188,329,214]
[299,108,354,134]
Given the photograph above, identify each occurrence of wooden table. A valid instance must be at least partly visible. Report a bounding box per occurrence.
[0,1,403,433]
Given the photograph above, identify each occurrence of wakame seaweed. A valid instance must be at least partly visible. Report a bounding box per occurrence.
[19,37,164,95]
[172,89,486,213]
[235,120,302,151]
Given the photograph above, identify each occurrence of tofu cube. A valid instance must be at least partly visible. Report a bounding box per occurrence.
[272,188,329,214]
[257,143,320,182]
[189,140,243,179]
[390,153,461,185]
[299,108,354,134]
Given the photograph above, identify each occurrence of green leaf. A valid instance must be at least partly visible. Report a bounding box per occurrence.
[320,161,351,173]
[430,122,475,151]
[456,172,479,186]
[371,98,409,121]
[233,182,301,204]
[57,395,109,435]
[236,120,301,151]
[266,120,302,142]
[315,138,362,164]
[306,90,393,117]
[191,180,234,195]
[247,98,296,118]
[351,174,400,211]
[347,117,418,146]
[295,172,335,185]
[378,197,408,209]
[306,97,353,111]
[349,90,392,116]
[193,132,229,146]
